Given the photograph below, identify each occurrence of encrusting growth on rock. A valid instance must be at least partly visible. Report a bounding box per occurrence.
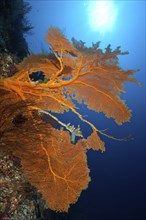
[0,27,140,212]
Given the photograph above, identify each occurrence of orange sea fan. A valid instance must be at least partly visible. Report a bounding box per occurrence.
[0,26,140,212]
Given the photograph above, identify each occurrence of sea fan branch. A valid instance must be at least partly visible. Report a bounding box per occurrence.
[0,26,140,212]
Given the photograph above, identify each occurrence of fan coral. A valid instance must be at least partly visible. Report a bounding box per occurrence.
[0,27,140,212]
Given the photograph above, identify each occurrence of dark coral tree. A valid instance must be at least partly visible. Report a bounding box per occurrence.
[0,27,140,212]
[0,0,32,58]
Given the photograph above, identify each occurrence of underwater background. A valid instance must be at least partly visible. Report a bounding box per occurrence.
[0,0,145,220]
[25,1,145,220]
[24,0,146,220]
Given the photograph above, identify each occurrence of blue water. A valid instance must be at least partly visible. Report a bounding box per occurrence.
[25,1,146,219]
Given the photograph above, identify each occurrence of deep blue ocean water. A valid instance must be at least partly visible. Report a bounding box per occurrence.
[25,1,146,219]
